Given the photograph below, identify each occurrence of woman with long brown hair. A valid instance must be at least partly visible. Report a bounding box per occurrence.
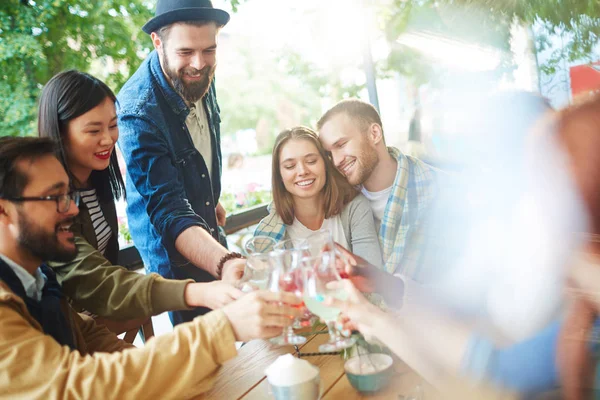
[254,126,383,268]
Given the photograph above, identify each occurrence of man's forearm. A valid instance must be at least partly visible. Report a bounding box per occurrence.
[175,226,228,277]
[399,302,472,376]
[370,312,446,386]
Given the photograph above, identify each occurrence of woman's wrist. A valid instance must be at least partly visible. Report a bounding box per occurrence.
[184,282,207,308]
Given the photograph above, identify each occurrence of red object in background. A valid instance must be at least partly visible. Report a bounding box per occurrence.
[570,62,600,97]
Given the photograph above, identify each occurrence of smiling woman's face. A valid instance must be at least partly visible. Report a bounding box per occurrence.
[64,97,118,183]
[278,138,327,201]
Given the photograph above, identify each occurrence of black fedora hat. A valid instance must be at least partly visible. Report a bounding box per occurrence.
[142,0,230,34]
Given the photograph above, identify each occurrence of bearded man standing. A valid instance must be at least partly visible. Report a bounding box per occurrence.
[117,0,245,326]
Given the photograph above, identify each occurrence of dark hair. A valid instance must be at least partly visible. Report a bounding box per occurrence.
[317,98,384,140]
[0,137,57,199]
[38,70,125,202]
[271,126,358,225]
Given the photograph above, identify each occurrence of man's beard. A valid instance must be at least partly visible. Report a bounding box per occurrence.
[348,145,379,186]
[17,211,76,263]
[163,50,215,103]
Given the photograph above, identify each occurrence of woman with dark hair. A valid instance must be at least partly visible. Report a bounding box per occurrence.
[254,126,383,268]
[39,70,124,260]
[39,70,242,334]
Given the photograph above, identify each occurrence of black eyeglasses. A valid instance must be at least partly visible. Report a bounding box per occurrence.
[3,191,80,213]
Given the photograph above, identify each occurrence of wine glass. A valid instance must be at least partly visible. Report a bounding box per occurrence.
[302,251,356,352]
[244,235,277,256]
[303,229,334,257]
[274,237,309,252]
[304,229,351,279]
[238,236,277,292]
[267,249,307,346]
[274,238,316,328]
[238,252,272,293]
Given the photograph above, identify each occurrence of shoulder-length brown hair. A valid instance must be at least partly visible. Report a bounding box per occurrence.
[271,126,358,225]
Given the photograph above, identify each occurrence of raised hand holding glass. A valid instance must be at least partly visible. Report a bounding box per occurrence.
[267,250,307,345]
[302,251,356,352]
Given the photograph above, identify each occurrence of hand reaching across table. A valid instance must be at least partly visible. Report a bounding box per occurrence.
[222,290,303,341]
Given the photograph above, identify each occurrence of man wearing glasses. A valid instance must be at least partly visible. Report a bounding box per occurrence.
[0,136,301,398]
[5,191,80,213]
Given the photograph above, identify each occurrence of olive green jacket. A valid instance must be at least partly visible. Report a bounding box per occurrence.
[48,193,191,319]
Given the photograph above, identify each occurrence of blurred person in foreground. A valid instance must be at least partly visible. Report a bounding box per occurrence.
[332,92,569,343]
[0,136,301,399]
[324,92,600,398]
[552,95,600,400]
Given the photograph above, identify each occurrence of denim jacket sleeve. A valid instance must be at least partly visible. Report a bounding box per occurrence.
[118,115,210,252]
[461,321,561,394]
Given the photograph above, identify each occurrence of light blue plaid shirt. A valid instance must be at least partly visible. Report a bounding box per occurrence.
[253,206,286,244]
[379,147,439,281]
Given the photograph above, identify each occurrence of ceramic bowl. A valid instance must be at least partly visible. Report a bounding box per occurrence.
[344,353,394,394]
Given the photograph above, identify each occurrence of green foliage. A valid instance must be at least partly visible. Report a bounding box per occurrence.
[217,36,331,144]
[449,0,600,67]
[279,49,366,100]
[119,221,132,244]
[0,0,241,137]
[0,0,154,137]
[228,0,246,13]
[380,0,600,85]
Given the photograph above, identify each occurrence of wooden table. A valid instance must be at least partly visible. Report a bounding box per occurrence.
[205,329,429,399]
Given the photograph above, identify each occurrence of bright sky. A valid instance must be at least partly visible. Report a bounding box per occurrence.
[213,0,380,69]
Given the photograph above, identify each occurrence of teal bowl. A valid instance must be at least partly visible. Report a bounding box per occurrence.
[344,353,393,394]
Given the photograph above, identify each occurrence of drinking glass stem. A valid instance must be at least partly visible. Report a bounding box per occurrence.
[284,326,295,341]
[326,321,338,343]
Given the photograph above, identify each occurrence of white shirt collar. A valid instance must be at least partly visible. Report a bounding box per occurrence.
[0,253,46,301]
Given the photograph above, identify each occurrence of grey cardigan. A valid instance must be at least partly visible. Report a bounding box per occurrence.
[254,194,384,269]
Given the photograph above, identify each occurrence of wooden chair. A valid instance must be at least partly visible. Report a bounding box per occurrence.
[91,315,154,345]
[123,319,155,344]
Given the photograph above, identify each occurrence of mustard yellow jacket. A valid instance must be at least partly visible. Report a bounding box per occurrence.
[0,280,237,399]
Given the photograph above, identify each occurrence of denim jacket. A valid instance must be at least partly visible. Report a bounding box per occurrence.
[116,50,222,279]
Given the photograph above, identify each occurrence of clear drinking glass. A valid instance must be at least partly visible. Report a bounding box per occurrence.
[274,238,309,252]
[267,249,307,346]
[303,230,335,257]
[244,235,277,256]
[238,252,273,292]
[304,229,351,279]
[274,238,316,328]
[238,236,277,292]
[302,251,356,352]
